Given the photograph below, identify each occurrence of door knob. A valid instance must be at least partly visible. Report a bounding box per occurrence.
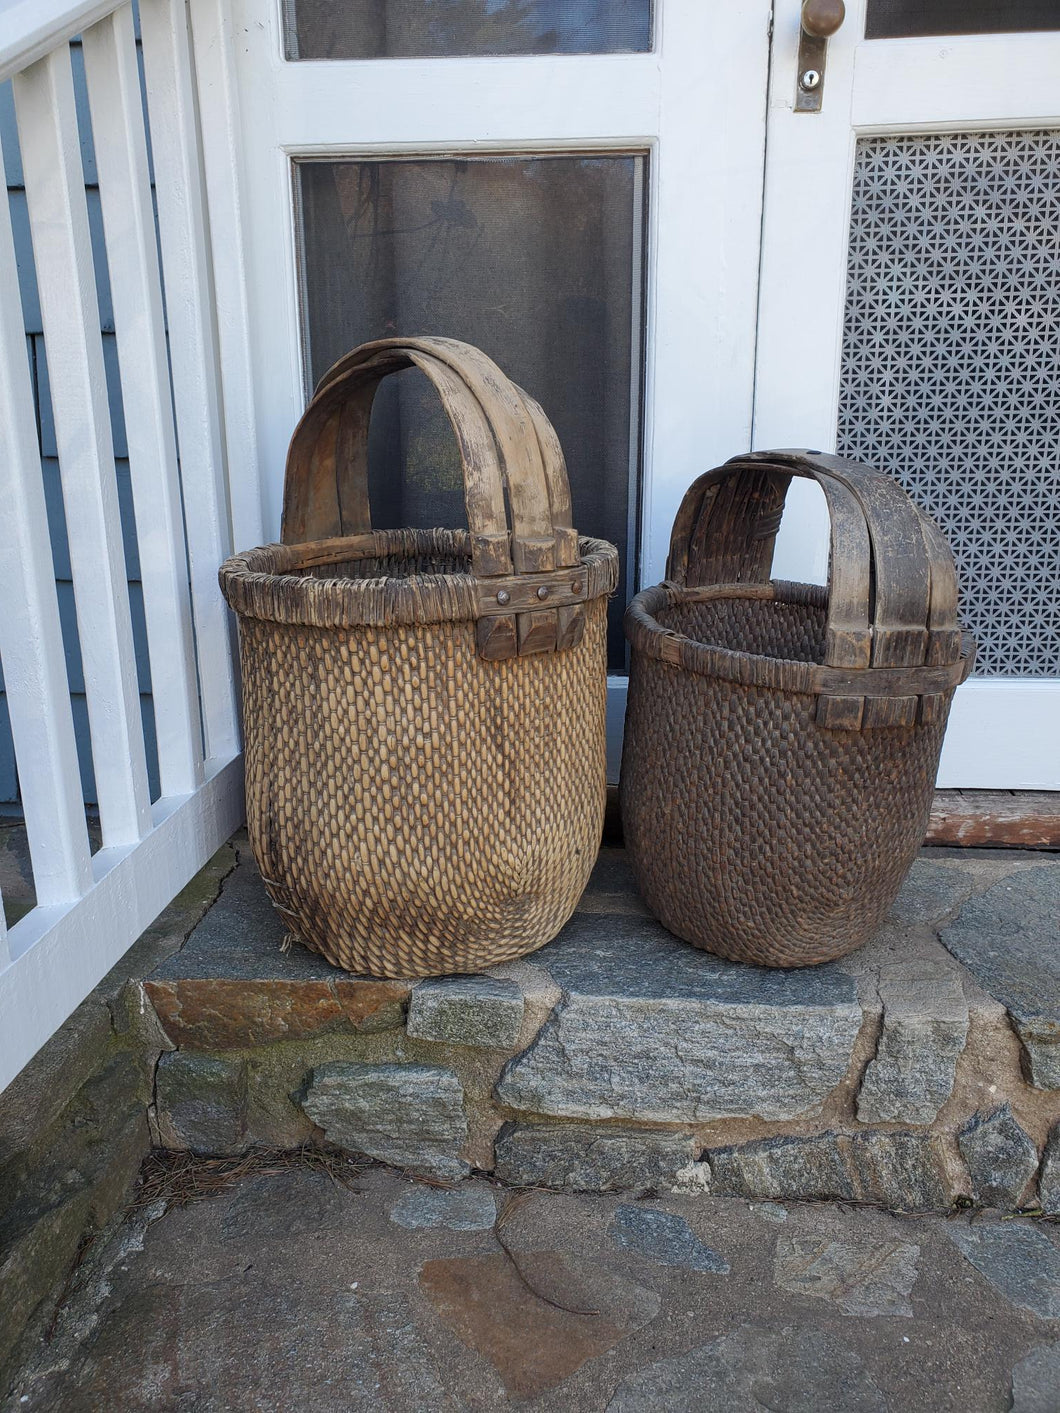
[801,0,845,39]
[795,0,845,112]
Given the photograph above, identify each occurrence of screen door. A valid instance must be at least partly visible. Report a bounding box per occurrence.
[217,0,773,773]
[755,0,1060,788]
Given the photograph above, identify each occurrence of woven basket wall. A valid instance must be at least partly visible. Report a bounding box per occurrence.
[220,338,618,977]
[621,451,974,969]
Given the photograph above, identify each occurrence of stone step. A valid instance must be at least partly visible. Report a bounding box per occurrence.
[135,839,1060,1214]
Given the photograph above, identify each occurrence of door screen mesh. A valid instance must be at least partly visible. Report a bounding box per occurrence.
[837,130,1060,677]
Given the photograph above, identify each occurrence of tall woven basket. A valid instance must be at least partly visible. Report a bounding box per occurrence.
[220,336,618,977]
[621,450,975,968]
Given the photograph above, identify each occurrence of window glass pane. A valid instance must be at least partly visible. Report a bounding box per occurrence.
[837,130,1060,677]
[866,0,1060,38]
[286,0,652,58]
[295,154,645,670]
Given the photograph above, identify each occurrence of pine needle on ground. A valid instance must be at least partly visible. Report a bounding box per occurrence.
[128,1145,368,1213]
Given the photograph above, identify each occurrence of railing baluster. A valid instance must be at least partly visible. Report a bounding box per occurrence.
[13,44,152,848]
[0,181,93,911]
[187,0,266,553]
[0,0,251,1085]
[82,4,205,799]
[139,0,240,765]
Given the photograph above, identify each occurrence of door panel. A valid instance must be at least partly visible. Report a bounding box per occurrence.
[224,0,772,771]
[756,0,1060,787]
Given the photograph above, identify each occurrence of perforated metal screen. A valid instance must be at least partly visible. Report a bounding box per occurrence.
[836,130,1060,677]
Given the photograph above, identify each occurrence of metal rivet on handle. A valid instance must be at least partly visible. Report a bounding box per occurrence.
[496,589,511,605]
[537,586,550,600]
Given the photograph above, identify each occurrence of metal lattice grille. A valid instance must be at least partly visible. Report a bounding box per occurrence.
[837,130,1060,677]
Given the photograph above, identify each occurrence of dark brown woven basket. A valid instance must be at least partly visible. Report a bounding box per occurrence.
[620,450,975,968]
[220,336,618,977]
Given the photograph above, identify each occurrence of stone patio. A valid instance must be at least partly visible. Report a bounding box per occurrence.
[135,838,1060,1211]
[8,1158,1060,1411]
[3,831,1059,1399]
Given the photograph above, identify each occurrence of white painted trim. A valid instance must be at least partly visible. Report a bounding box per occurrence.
[606,678,629,785]
[269,56,662,149]
[753,0,862,582]
[187,0,267,552]
[640,0,771,586]
[140,0,241,763]
[853,34,1060,132]
[0,0,122,83]
[938,682,1060,791]
[0,754,245,1093]
[754,0,860,459]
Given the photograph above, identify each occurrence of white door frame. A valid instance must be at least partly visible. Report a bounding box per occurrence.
[216,0,773,776]
[755,0,1060,789]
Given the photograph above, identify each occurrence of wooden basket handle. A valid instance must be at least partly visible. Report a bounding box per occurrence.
[666,449,963,728]
[281,336,584,659]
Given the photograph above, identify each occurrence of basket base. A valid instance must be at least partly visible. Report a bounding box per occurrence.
[236,590,611,978]
[282,896,575,980]
[629,896,884,969]
[619,596,950,969]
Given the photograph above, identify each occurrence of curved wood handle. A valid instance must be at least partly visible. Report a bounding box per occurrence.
[282,337,574,578]
[283,347,501,559]
[666,449,962,677]
[281,337,588,659]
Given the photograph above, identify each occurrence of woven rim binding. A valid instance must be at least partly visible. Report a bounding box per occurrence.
[220,527,619,630]
[626,581,976,697]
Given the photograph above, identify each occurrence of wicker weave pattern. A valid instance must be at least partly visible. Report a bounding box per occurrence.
[621,450,974,969]
[221,337,618,977]
[238,587,609,976]
[621,586,955,968]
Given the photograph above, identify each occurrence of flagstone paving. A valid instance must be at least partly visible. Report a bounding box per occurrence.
[7,1160,1060,1412]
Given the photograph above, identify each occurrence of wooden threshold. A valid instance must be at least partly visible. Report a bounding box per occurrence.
[926,790,1060,849]
[606,786,1060,850]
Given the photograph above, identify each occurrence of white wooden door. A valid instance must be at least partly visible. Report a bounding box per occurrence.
[756,0,1060,788]
[206,0,772,775]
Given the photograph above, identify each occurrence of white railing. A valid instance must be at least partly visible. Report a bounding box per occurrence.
[0,0,257,1091]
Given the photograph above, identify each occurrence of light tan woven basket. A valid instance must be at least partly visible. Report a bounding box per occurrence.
[220,337,618,977]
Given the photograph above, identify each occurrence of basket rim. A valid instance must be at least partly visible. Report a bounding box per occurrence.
[220,526,619,630]
[625,580,975,698]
